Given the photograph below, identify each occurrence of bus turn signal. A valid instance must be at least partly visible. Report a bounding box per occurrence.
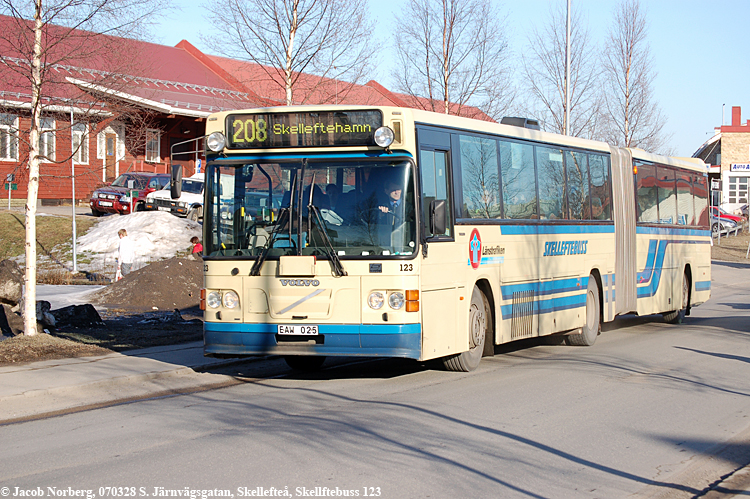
[405,290,419,312]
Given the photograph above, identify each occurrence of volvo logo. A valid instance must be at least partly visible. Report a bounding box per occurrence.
[280,279,320,286]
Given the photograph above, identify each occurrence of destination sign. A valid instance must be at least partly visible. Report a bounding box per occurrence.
[226,110,383,149]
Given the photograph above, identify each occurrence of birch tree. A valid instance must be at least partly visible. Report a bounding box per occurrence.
[0,0,169,336]
[521,3,602,139]
[601,0,671,152]
[205,0,377,105]
[393,0,513,119]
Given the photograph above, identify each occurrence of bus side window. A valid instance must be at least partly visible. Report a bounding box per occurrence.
[500,140,536,220]
[589,154,612,221]
[420,149,452,238]
[636,163,658,223]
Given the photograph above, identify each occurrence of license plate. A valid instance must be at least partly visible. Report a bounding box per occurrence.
[278,325,319,335]
[99,201,113,207]
[158,207,170,212]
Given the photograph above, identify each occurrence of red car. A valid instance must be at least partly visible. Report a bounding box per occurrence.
[710,206,744,224]
[89,173,170,216]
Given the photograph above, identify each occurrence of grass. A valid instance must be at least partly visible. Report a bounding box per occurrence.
[0,212,96,261]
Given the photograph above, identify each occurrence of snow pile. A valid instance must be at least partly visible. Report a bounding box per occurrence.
[77,212,201,272]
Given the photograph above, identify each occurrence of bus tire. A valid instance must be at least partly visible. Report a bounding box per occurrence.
[284,355,326,371]
[443,286,487,372]
[663,271,689,324]
[566,277,600,346]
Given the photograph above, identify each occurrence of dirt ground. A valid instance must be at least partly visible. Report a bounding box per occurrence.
[711,230,750,263]
[0,256,205,365]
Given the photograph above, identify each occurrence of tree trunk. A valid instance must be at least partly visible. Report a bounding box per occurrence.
[285,0,299,106]
[24,0,44,337]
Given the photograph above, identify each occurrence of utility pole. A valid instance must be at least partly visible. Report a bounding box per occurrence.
[70,109,77,273]
[564,0,571,136]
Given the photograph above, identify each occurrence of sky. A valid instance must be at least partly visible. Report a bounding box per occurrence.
[152,0,750,158]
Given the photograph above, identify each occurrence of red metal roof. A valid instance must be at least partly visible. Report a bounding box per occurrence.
[0,14,492,120]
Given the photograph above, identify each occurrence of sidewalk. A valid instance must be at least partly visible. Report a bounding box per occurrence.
[0,341,256,422]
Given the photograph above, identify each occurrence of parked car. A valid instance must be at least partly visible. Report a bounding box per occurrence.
[144,173,204,221]
[710,206,744,224]
[90,173,170,216]
[711,214,738,235]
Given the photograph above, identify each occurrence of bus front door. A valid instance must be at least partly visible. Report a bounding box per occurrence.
[419,148,466,360]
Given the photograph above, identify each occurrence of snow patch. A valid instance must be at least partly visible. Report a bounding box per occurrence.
[76,211,201,272]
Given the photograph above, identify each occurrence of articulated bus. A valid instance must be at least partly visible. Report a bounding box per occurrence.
[193,105,711,371]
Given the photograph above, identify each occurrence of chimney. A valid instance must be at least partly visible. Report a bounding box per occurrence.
[732,106,741,126]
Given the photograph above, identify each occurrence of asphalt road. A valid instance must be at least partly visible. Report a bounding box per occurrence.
[2,262,750,498]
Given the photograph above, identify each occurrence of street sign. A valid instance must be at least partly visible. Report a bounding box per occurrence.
[4,183,17,191]
[711,179,721,191]
[5,173,13,182]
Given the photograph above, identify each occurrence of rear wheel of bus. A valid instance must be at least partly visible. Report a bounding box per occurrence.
[443,286,488,372]
[284,356,326,371]
[663,271,690,324]
[566,276,600,346]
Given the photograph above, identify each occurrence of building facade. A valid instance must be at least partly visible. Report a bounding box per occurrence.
[693,106,750,211]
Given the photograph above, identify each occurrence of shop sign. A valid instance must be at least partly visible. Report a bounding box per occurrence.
[730,163,750,171]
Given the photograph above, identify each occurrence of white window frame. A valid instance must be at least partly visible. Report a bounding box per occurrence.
[39,117,55,162]
[70,123,89,165]
[72,123,89,164]
[0,113,18,161]
[145,128,161,163]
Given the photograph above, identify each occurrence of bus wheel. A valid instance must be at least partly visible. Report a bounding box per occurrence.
[663,272,690,324]
[284,356,326,371]
[443,286,487,372]
[566,277,600,346]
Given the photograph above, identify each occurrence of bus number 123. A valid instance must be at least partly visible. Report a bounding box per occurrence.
[233,118,268,143]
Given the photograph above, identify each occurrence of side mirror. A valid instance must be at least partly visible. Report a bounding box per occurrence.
[171,165,183,199]
[429,199,446,235]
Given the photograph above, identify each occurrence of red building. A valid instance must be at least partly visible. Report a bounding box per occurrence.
[0,16,490,205]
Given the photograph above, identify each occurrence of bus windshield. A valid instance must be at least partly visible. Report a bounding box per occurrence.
[204,159,417,258]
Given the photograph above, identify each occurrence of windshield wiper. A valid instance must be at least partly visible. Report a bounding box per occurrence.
[250,207,290,276]
[309,204,347,277]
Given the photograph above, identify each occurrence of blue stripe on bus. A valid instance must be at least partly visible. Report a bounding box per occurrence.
[500,293,587,319]
[636,226,711,237]
[203,322,421,359]
[500,224,615,235]
[500,276,588,300]
[636,239,711,298]
[695,281,711,291]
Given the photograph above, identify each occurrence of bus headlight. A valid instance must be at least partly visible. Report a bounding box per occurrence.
[388,292,405,310]
[367,292,384,310]
[223,290,239,308]
[207,132,226,152]
[373,126,394,148]
[206,291,221,308]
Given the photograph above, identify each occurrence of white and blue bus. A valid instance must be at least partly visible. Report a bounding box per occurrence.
[192,106,711,371]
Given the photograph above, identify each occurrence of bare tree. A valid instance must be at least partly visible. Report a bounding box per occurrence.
[392,0,514,120]
[601,0,671,152]
[521,3,602,139]
[205,0,377,106]
[0,0,170,336]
